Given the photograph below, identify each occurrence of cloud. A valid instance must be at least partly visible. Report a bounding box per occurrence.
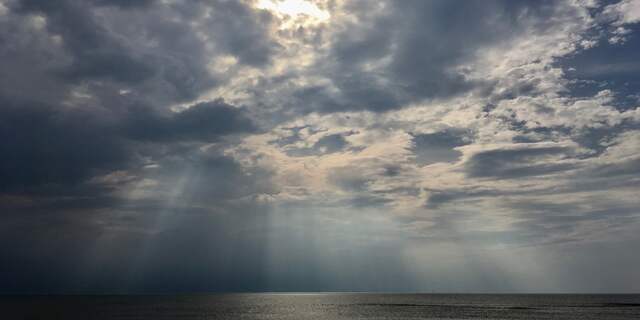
[0,0,276,194]
[92,0,156,8]
[464,145,580,179]
[1,0,640,293]
[202,0,279,67]
[603,0,640,25]
[585,129,640,177]
[288,0,575,113]
[327,165,373,192]
[425,188,508,209]
[558,19,640,109]
[279,130,362,157]
[16,0,165,84]
[409,128,473,166]
[0,95,259,196]
[146,150,278,205]
[0,98,129,193]
[8,0,279,106]
[124,99,256,142]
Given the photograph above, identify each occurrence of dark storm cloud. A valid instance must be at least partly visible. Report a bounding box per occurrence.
[409,129,473,166]
[9,0,278,106]
[0,0,276,195]
[0,0,279,254]
[295,0,563,113]
[124,100,256,142]
[0,8,69,104]
[16,0,158,84]
[202,0,279,67]
[92,0,156,8]
[0,98,129,194]
[465,146,579,179]
[0,95,257,195]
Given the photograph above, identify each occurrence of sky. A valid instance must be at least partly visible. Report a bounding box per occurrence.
[0,0,639,294]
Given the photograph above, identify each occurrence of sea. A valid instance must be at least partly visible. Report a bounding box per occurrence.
[1,293,639,319]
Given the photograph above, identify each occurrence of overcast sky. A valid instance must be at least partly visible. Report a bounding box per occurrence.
[1,0,640,293]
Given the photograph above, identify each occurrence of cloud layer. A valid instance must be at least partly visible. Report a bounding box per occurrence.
[1,0,639,293]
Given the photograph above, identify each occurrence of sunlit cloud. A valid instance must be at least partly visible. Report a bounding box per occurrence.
[256,0,330,21]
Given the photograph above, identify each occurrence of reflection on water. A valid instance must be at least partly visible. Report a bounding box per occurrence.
[2,293,640,319]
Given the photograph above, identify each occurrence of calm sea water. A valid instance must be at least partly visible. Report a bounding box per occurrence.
[2,293,639,319]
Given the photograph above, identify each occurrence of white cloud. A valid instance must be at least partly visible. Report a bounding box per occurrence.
[605,0,640,25]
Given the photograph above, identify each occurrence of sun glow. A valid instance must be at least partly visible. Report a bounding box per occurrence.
[256,0,330,21]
